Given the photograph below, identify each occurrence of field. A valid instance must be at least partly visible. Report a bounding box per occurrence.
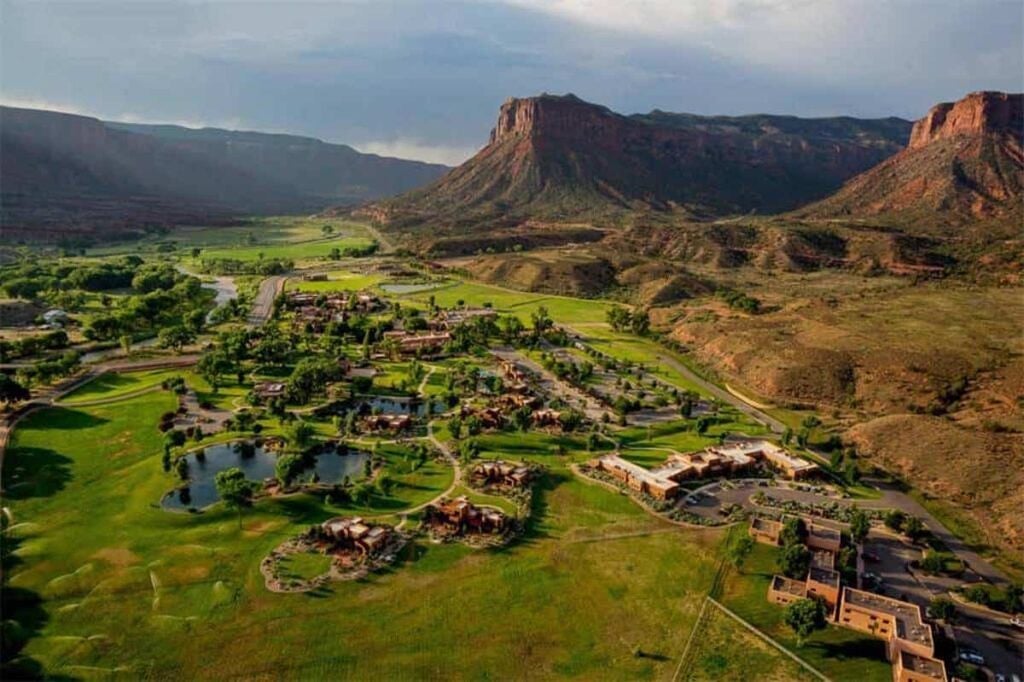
[57,369,183,405]
[3,386,742,680]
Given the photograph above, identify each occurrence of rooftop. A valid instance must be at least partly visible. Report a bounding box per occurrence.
[842,588,934,648]
[771,575,808,597]
[898,650,946,680]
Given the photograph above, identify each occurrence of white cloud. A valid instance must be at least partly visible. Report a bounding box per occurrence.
[114,112,245,130]
[356,139,479,166]
[0,96,98,117]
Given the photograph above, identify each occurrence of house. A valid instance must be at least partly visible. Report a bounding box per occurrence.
[321,516,394,555]
[495,392,540,410]
[500,360,528,385]
[461,406,504,429]
[531,408,561,427]
[807,521,842,553]
[434,308,498,329]
[424,497,508,534]
[591,454,680,500]
[253,382,287,400]
[665,441,817,482]
[42,309,69,328]
[362,414,412,432]
[472,460,533,488]
[382,331,452,355]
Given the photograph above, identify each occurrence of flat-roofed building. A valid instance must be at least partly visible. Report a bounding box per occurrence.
[749,517,784,545]
[807,522,842,553]
[894,649,947,682]
[807,565,841,616]
[767,575,807,607]
[591,454,680,500]
[839,588,938,661]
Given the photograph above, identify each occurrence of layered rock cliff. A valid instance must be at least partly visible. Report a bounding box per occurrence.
[369,93,911,234]
[800,91,1023,227]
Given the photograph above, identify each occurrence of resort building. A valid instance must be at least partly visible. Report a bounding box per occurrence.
[807,521,842,553]
[382,330,452,355]
[423,496,508,534]
[531,408,562,427]
[434,308,497,329]
[362,414,412,432]
[749,517,784,545]
[321,516,393,555]
[644,440,818,484]
[253,381,287,400]
[471,460,533,488]
[839,588,946,681]
[591,454,680,500]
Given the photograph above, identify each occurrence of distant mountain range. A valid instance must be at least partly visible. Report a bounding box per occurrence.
[366,93,913,232]
[0,106,448,241]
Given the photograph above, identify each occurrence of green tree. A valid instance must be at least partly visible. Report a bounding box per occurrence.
[849,508,871,545]
[285,420,315,451]
[884,509,906,532]
[778,542,812,579]
[928,597,956,623]
[902,515,926,541]
[727,534,755,570]
[197,350,232,393]
[275,454,304,487]
[214,467,256,528]
[448,415,463,440]
[0,374,30,404]
[784,598,828,647]
[157,325,196,352]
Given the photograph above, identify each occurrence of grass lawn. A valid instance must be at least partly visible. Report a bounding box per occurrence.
[276,552,333,581]
[3,390,731,680]
[719,544,892,682]
[190,235,375,264]
[290,270,385,292]
[57,369,184,405]
[687,604,816,681]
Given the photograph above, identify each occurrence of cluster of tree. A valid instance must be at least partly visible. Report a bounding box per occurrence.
[0,373,31,404]
[606,305,651,335]
[960,582,1023,614]
[83,276,208,343]
[15,350,81,388]
[882,510,927,542]
[784,597,829,647]
[327,242,379,260]
[776,517,812,579]
[0,330,69,362]
[538,352,594,385]
[716,288,762,314]
[288,358,346,404]
[197,258,293,275]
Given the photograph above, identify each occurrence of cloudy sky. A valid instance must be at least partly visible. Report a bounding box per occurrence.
[2,0,1020,164]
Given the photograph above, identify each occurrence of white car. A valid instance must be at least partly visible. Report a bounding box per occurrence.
[1010,615,1024,629]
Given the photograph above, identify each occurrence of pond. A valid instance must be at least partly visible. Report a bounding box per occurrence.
[378,280,449,294]
[162,441,370,511]
[356,394,446,417]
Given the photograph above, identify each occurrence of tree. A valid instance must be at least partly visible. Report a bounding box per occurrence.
[727,534,755,570]
[928,597,956,623]
[778,542,812,579]
[215,467,256,528]
[275,454,304,487]
[0,374,30,404]
[285,420,315,451]
[158,325,196,352]
[191,247,202,259]
[902,515,926,541]
[849,508,871,545]
[448,415,463,440]
[784,598,828,647]
[197,350,232,393]
[884,509,906,532]
[781,427,793,445]
[920,551,946,574]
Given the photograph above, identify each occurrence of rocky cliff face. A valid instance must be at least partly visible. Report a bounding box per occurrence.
[908,91,1023,149]
[800,91,1023,228]
[372,93,910,235]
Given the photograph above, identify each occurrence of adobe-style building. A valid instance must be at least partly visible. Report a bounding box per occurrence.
[423,496,508,535]
[531,408,562,428]
[362,414,412,432]
[749,517,784,545]
[382,330,452,355]
[434,308,498,330]
[471,460,533,488]
[591,454,680,500]
[320,516,393,555]
[839,588,946,681]
[253,381,287,400]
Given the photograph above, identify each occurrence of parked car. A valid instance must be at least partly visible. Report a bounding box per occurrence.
[958,649,985,666]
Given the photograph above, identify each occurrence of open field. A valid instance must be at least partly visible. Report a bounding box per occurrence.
[4,389,731,680]
[57,369,183,405]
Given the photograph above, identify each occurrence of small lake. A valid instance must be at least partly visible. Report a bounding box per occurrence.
[378,281,449,294]
[356,394,446,417]
[161,441,370,511]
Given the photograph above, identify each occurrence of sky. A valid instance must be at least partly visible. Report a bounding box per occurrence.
[1,0,1021,165]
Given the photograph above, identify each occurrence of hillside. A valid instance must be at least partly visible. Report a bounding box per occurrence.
[0,107,447,242]
[798,91,1024,230]
[367,93,911,235]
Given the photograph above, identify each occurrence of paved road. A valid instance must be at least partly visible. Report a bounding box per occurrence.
[247,275,286,327]
[490,346,607,421]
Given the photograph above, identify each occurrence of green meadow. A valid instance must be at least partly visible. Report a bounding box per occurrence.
[3,383,732,679]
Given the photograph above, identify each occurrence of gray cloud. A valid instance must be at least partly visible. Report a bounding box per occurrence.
[1,0,1020,162]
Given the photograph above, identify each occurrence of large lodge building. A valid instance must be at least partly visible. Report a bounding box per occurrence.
[591,440,818,501]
